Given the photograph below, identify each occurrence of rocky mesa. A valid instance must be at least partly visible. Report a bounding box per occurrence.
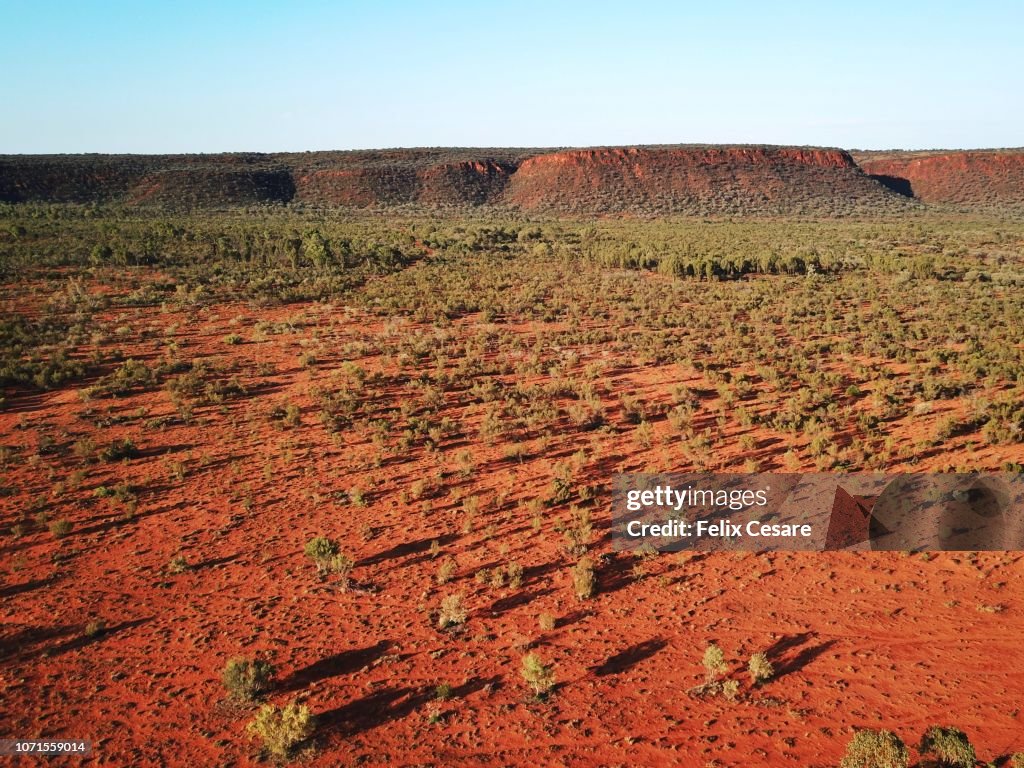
[0,143,979,216]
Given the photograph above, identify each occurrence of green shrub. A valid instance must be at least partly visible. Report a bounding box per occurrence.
[437,593,467,629]
[436,557,457,584]
[100,438,139,462]
[434,683,453,701]
[72,437,96,462]
[521,653,555,698]
[919,726,975,767]
[246,700,315,759]
[328,553,354,587]
[840,729,908,768]
[571,557,595,600]
[506,561,524,588]
[748,652,774,684]
[222,657,275,701]
[303,536,339,573]
[84,619,105,637]
[49,519,72,538]
[702,644,726,682]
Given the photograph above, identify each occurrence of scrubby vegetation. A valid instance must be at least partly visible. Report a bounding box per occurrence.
[520,653,555,699]
[840,729,909,768]
[702,644,727,683]
[222,657,275,702]
[4,202,1024,765]
[246,700,315,759]
[918,726,976,767]
[747,652,774,684]
[437,594,467,630]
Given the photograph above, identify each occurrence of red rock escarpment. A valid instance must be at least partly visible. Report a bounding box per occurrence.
[857,150,1024,207]
[0,146,920,214]
[502,146,907,215]
[292,159,516,206]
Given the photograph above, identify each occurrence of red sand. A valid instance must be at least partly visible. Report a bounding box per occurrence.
[2,293,1023,766]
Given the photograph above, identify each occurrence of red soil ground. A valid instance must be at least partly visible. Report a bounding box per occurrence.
[2,284,1023,766]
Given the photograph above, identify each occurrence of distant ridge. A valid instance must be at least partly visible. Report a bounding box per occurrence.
[6,143,1013,216]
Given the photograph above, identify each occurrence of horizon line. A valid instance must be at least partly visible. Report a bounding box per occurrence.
[3,143,1024,158]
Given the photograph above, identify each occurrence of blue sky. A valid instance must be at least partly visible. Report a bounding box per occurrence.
[2,1,1021,153]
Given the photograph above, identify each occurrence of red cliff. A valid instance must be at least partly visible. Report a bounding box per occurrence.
[856,149,1024,208]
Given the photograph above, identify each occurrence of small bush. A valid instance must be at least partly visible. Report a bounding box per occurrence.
[722,679,739,701]
[434,683,453,701]
[304,536,339,574]
[437,593,467,629]
[49,519,72,538]
[840,729,908,768]
[1010,753,1024,768]
[748,652,774,684]
[702,644,726,682]
[436,557,457,584]
[223,657,275,701]
[72,437,96,462]
[538,612,555,631]
[919,726,975,768]
[563,506,592,555]
[506,561,524,588]
[224,333,243,345]
[84,619,105,637]
[247,700,315,759]
[328,553,354,588]
[521,652,555,698]
[100,438,139,462]
[571,556,595,600]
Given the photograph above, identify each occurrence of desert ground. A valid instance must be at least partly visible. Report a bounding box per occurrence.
[3,156,1024,766]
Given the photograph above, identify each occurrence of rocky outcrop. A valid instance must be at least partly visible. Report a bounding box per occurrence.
[0,145,922,215]
[855,149,1024,208]
[503,146,907,215]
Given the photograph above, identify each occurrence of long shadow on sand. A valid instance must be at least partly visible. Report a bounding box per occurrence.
[764,632,837,678]
[37,617,153,661]
[593,638,668,677]
[361,533,459,567]
[318,685,432,736]
[489,587,555,617]
[279,640,393,692]
[0,623,79,661]
[451,675,503,698]
[0,577,57,599]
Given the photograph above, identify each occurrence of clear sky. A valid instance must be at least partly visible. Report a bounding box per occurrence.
[2,1,1021,153]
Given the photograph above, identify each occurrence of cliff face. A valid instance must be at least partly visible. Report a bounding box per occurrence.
[0,154,294,208]
[0,145,917,215]
[0,157,146,203]
[291,159,516,206]
[502,146,901,215]
[855,150,1024,208]
[292,167,419,206]
[417,160,516,205]
[128,169,295,207]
